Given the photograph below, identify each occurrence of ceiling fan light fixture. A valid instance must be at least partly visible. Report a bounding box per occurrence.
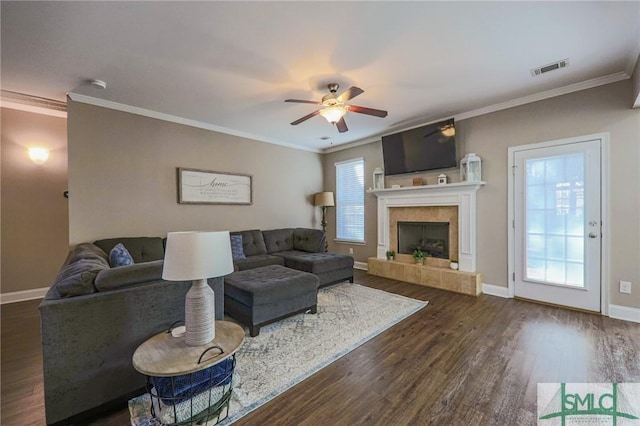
[319,105,347,124]
[441,125,455,137]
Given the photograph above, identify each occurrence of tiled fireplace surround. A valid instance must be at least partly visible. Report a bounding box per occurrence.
[368,182,484,296]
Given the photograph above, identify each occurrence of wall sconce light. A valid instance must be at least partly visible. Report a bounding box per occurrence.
[28,147,49,165]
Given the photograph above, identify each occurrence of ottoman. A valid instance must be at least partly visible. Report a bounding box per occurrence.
[224,265,319,337]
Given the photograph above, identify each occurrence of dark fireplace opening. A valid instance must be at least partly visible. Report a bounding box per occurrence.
[398,221,449,259]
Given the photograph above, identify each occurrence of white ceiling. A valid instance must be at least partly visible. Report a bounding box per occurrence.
[2,2,639,152]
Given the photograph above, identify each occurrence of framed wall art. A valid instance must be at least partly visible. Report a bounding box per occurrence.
[177,168,252,205]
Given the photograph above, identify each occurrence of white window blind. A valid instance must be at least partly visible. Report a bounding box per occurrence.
[335,158,365,242]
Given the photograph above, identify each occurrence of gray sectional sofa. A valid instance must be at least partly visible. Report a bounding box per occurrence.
[39,237,224,425]
[40,228,353,425]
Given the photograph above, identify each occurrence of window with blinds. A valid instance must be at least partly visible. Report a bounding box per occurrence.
[335,158,365,243]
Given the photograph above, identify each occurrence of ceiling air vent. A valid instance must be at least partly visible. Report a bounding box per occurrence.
[530,59,569,77]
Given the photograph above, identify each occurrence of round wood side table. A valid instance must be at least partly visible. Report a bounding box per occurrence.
[133,321,244,425]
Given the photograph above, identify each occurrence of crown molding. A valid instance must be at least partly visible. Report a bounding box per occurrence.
[67,93,322,153]
[0,100,68,118]
[1,90,67,118]
[325,72,631,153]
[454,71,630,122]
[68,71,630,155]
[322,135,382,154]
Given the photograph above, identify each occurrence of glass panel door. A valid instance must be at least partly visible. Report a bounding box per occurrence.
[525,153,585,287]
[513,138,601,312]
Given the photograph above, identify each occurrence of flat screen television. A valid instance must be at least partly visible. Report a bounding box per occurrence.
[382,119,456,176]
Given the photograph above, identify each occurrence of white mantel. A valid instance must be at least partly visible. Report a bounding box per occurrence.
[369,182,485,272]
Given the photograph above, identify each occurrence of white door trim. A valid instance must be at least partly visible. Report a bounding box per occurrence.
[507,133,610,314]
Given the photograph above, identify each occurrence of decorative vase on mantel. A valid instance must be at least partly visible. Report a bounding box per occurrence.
[413,249,425,265]
[385,250,396,261]
[450,260,459,270]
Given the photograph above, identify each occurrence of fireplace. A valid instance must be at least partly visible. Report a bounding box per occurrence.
[371,182,484,272]
[398,221,449,259]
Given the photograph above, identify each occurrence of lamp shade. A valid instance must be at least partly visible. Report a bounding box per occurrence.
[314,191,335,207]
[319,106,347,124]
[163,231,234,281]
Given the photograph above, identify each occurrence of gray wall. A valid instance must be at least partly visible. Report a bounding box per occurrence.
[67,101,324,245]
[323,80,640,309]
[1,108,69,293]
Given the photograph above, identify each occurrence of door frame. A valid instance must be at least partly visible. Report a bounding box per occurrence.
[507,133,610,315]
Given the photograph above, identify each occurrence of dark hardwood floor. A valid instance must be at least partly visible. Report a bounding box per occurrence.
[2,270,639,425]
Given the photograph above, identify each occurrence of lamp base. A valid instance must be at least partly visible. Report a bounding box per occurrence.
[185,279,215,347]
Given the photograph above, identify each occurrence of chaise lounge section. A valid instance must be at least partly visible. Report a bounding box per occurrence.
[225,228,354,335]
[230,228,354,286]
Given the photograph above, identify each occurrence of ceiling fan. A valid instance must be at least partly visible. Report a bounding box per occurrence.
[285,83,388,133]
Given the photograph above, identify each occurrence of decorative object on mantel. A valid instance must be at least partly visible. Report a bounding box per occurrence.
[385,250,395,260]
[391,184,401,189]
[460,153,482,182]
[413,249,425,265]
[373,168,385,190]
[314,191,334,251]
[450,259,459,270]
[162,231,234,346]
[437,174,448,185]
[412,177,423,186]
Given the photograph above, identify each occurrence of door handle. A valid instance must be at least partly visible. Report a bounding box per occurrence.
[589,232,598,238]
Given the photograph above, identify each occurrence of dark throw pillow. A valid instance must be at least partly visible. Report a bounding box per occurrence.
[230,235,246,260]
[109,243,135,267]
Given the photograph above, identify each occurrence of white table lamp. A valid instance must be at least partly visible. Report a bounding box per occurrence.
[163,231,233,347]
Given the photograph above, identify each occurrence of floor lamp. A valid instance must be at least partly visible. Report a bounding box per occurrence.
[314,191,334,251]
[163,231,234,347]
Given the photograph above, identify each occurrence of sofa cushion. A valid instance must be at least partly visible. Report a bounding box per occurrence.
[94,260,164,292]
[109,243,135,267]
[233,254,284,271]
[274,251,354,275]
[263,228,294,253]
[66,243,109,266]
[293,228,325,253]
[50,259,109,298]
[224,265,319,306]
[230,230,267,257]
[94,237,165,263]
[230,235,246,260]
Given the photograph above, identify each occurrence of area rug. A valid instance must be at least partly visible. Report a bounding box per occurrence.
[129,283,427,425]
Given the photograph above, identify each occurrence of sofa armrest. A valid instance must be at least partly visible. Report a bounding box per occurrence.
[94,260,164,292]
[39,277,223,424]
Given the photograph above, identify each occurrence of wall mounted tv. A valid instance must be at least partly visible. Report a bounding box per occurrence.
[382,119,456,176]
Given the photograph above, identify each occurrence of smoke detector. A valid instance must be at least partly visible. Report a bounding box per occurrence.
[90,79,107,89]
[530,59,569,77]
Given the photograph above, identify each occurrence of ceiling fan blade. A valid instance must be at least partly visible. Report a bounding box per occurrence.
[337,86,364,103]
[291,110,320,125]
[336,117,348,133]
[285,99,321,105]
[348,105,388,118]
